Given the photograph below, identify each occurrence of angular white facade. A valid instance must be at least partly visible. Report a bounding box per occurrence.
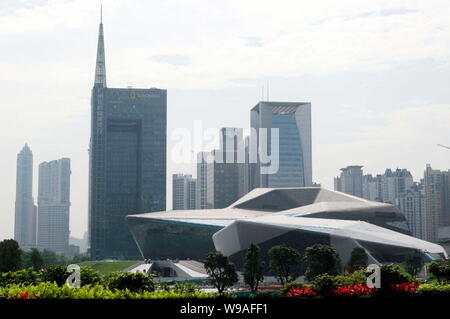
[127,187,447,271]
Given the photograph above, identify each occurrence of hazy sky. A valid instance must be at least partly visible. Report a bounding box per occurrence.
[1,0,449,240]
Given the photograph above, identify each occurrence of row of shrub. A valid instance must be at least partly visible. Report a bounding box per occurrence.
[0,266,155,293]
[282,264,450,298]
[0,282,215,299]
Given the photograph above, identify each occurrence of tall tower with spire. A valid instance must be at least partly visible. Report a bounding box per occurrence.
[94,5,106,88]
[14,144,37,249]
[88,9,167,259]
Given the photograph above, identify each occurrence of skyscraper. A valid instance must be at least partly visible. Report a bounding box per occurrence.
[172,174,197,210]
[424,164,450,242]
[334,166,363,198]
[14,144,36,250]
[206,128,242,209]
[250,101,312,188]
[37,158,71,254]
[196,152,209,209]
[88,15,167,259]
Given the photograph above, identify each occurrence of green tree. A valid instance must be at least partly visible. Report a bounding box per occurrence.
[346,247,368,272]
[40,265,69,286]
[428,260,450,284]
[404,251,424,277]
[268,245,301,285]
[30,249,44,270]
[304,244,341,281]
[204,252,238,295]
[0,239,22,273]
[106,271,154,292]
[243,244,264,293]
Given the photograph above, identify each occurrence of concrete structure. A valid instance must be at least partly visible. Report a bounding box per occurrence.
[37,158,71,254]
[362,174,382,202]
[172,174,197,210]
[251,102,312,189]
[334,166,363,198]
[424,165,450,243]
[126,188,447,272]
[14,144,37,250]
[200,128,243,209]
[196,152,209,209]
[88,15,167,259]
[362,169,414,204]
[397,182,427,240]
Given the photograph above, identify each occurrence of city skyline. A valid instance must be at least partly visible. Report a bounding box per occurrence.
[2,1,450,241]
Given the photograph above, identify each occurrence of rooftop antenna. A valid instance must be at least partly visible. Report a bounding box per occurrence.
[261,86,264,101]
[100,4,103,24]
[267,80,269,101]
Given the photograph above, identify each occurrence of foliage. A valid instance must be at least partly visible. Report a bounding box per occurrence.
[171,282,198,293]
[0,268,40,287]
[280,281,304,296]
[428,260,450,284]
[79,267,102,287]
[39,265,69,287]
[204,252,238,295]
[379,264,414,288]
[0,282,215,299]
[0,239,22,273]
[286,287,316,297]
[312,274,340,296]
[243,244,264,293]
[346,247,368,272]
[336,269,367,286]
[268,245,301,285]
[418,282,450,297]
[304,244,341,281]
[105,271,154,293]
[404,251,424,276]
[29,249,44,270]
[40,250,70,268]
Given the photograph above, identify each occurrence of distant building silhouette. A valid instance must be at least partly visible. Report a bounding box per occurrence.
[37,158,71,254]
[334,165,363,198]
[14,144,36,250]
[172,174,196,210]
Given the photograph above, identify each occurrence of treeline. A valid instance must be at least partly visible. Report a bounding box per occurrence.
[0,239,88,273]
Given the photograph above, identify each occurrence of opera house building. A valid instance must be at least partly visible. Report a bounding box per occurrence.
[126,188,447,271]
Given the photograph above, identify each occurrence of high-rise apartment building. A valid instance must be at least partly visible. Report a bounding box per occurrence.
[172,174,197,210]
[424,165,450,243]
[250,101,312,188]
[88,16,167,259]
[397,182,427,240]
[37,158,71,254]
[334,166,363,198]
[14,144,36,250]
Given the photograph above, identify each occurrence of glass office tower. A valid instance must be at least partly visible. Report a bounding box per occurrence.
[89,17,167,259]
[250,102,312,189]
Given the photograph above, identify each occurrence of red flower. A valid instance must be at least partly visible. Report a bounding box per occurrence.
[334,283,375,297]
[11,291,30,299]
[389,282,419,294]
[287,287,316,297]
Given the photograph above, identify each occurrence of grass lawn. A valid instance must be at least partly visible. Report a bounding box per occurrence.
[77,260,140,275]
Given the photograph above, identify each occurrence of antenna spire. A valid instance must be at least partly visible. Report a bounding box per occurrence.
[94,5,107,88]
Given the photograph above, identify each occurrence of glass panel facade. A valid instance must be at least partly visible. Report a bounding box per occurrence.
[268,114,304,187]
